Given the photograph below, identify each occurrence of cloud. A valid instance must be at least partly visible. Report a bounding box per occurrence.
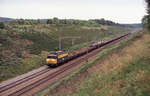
[0,0,146,23]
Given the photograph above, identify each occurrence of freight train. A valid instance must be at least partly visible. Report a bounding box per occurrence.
[46,33,130,67]
[46,51,69,67]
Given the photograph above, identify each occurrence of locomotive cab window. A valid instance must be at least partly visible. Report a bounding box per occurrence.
[47,56,57,59]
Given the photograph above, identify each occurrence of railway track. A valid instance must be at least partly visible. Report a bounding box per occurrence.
[0,34,130,96]
[0,68,50,93]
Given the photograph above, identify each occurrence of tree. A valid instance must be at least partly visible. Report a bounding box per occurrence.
[144,0,150,31]
[59,19,67,24]
[73,20,80,25]
[146,0,150,14]
[17,19,25,25]
[53,17,59,25]
[24,20,30,25]
[142,15,148,28]
[37,19,41,24]
[47,19,53,24]
[0,22,5,29]
[9,20,18,25]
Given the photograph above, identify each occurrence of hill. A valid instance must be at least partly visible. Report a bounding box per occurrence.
[122,23,142,28]
[0,17,13,24]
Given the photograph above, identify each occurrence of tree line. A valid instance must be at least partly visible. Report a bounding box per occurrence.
[9,19,42,25]
[0,17,122,29]
[47,18,120,26]
[142,0,150,31]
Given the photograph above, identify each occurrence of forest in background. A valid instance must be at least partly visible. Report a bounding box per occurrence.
[142,0,150,32]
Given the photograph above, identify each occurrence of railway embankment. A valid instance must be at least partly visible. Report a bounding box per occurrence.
[38,31,150,96]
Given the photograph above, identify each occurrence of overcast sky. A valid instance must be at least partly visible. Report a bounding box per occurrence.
[0,0,146,24]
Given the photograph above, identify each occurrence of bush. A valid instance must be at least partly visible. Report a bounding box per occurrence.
[0,22,5,29]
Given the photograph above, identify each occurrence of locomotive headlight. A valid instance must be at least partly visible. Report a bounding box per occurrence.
[46,59,50,64]
[46,59,50,62]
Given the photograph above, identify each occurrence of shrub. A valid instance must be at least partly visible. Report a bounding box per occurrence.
[0,22,5,29]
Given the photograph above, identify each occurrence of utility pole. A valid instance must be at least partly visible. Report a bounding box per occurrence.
[59,36,61,50]
[72,39,75,46]
[58,36,80,50]
[86,35,88,62]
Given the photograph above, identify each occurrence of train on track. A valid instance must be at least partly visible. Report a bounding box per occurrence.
[46,51,69,67]
[46,33,130,67]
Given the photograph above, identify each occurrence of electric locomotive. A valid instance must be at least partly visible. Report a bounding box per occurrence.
[46,51,69,67]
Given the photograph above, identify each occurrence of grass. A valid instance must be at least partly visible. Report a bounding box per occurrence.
[36,30,143,96]
[73,57,150,96]
[0,52,47,82]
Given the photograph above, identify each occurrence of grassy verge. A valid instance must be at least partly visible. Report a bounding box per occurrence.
[36,31,143,96]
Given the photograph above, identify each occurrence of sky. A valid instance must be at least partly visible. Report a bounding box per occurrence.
[0,0,146,24]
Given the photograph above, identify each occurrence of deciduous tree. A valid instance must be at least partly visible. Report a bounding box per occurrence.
[0,22,5,29]
[144,0,150,31]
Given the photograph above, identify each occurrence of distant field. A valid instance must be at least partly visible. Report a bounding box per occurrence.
[0,24,133,82]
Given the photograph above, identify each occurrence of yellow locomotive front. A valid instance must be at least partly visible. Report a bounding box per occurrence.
[46,55,57,64]
[46,51,68,67]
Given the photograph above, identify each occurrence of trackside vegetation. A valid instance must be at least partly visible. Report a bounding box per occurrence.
[37,31,145,96]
